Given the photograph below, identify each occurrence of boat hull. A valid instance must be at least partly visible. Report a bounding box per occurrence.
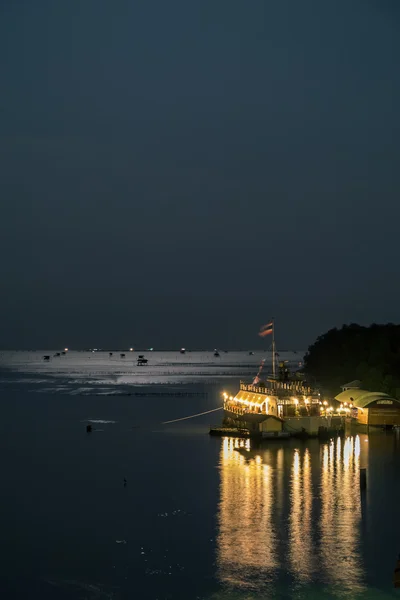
[261,431,290,439]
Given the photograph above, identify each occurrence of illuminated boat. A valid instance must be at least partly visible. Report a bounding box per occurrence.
[222,374,322,436]
[222,324,326,437]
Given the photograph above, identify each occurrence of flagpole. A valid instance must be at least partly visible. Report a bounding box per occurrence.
[272,318,276,379]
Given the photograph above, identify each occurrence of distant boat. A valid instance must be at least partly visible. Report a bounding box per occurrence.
[120,353,125,358]
[249,351,254,355]
[137,355,148,366]
[214,349,220,357]
[180,348,186,354]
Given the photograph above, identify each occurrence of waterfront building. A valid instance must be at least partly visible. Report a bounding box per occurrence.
[335,388,400,427]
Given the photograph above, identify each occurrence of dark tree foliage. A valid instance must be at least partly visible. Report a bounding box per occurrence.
[304,323,400,398]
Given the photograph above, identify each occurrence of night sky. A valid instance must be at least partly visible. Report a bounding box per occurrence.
[1,0,399,350]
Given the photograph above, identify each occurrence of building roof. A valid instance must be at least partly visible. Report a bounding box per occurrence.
[335,389,400,409]
[341,379,361,389]
[237,413,284,423]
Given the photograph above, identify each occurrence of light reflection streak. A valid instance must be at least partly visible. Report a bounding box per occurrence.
[216,435,366,595]
[319,437,366,594]
[217,437,277,590]
[289,448,314,580]
[276,448,284,519]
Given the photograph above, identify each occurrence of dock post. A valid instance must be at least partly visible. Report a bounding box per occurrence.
[360,467,367,490]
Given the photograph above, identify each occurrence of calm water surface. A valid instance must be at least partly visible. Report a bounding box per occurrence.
[1,355,400,599]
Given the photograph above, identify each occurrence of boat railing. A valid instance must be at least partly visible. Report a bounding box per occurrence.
[239,382,274,394]
[239,381,316,395]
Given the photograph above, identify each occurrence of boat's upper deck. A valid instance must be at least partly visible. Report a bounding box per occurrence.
[239,380,318,398]
[224,380,321,418]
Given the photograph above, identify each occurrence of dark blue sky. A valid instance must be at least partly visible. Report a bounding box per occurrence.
[0,0,399,349]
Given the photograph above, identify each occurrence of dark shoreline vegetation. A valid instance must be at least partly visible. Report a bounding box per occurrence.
[304,323,400,398]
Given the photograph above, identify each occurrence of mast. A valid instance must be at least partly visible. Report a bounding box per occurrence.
[272,318,276,379]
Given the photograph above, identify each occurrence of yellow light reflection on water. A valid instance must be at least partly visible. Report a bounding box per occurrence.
[216,435,367,595]
[217,437,277,589]
[336,435,341,461]
[319,436,366,595]
[289,448,314,580]
[276,447,284,520]
[355,434,360,462]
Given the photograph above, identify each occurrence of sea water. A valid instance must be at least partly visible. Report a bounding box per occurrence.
[1,351,399,599]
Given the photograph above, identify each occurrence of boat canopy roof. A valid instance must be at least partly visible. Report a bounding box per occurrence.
[234,390,268,404]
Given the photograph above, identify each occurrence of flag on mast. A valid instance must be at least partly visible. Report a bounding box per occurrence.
[252,358,265,385]
[258,322,273,337]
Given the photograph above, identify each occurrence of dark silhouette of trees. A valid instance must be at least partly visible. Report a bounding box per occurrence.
[304,323,400,398]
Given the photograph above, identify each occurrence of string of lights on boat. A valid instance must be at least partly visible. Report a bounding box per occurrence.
[222,391,355,415]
